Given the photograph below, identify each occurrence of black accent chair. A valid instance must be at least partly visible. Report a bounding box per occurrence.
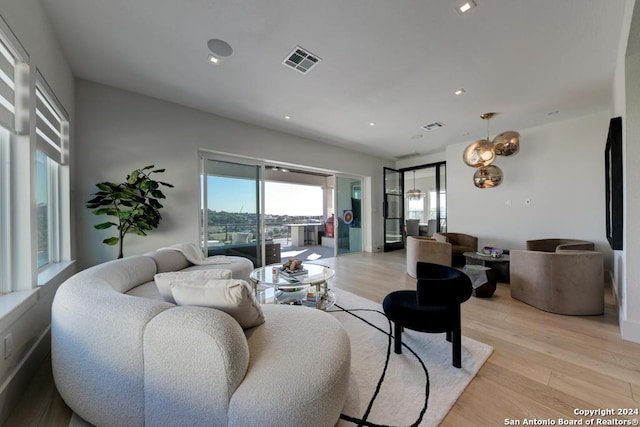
[382,262,473,368]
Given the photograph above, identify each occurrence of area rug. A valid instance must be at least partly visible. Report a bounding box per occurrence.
[327,288,493,427]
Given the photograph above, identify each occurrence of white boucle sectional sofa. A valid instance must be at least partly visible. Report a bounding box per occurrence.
[52,249,351,427]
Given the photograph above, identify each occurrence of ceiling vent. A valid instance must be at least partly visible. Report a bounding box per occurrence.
[421,121,446,131]
[283,46,321,74]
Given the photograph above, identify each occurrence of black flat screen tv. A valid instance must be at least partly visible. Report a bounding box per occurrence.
[605,116,623,250]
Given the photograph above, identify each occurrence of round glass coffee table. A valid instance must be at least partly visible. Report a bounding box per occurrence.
[249,263,336,310]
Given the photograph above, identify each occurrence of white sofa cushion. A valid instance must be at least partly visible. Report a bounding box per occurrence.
[154,269,233,303]
[170,279,265,329]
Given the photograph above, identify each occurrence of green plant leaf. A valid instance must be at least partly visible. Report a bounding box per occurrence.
[93,208,118,216]
[148,198,162,209]
[94,221,116,230]
[103,237,119,246]
[127,170,140,184]
[159,181,174,188]
[96,183,113,192]
[86,196,104,204]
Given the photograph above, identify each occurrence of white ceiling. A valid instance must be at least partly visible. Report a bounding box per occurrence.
[38,0,628,160]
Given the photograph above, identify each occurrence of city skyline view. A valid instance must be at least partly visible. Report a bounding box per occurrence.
[207,177,323,216]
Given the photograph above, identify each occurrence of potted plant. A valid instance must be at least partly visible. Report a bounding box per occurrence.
[86,165,174,258]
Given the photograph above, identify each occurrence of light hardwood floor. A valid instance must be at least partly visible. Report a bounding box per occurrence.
[6,250,639,426]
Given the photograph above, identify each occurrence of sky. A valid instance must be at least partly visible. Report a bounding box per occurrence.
[207,177,322,216]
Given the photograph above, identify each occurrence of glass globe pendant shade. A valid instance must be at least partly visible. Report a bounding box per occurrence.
[493,131,520,156]
[473,165,503,189]
[405,170,424,200]
[462,139,495,167]
[406,189,423,200]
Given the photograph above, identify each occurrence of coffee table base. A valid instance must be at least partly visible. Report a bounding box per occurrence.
[462,265,497,298]
[463,252,510,283]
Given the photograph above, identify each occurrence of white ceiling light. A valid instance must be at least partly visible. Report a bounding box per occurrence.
[455,88,466,95]
[284,115,291,120]
[456,0,477,15]
[208,54,219,64]
[369,122,376,126]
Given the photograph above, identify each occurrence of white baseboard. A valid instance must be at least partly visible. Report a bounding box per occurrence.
[621,319,640,344]
[0,328,51,425]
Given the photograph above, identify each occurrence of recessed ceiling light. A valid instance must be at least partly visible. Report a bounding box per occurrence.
[455,88,466,95]
[455,0,476,15]
[369,122,376,126]
[208,54,219,64]
[284,115,291,120]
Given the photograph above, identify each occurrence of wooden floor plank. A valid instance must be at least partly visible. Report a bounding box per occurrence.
[548,370,637,415]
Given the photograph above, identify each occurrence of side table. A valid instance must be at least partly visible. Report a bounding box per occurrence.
[463,251,510,283]
[462,264,497,298]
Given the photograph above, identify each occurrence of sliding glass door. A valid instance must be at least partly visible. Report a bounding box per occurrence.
[335,176,362,255]
[201,157,261,266]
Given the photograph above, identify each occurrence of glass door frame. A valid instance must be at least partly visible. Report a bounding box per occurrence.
[400,161,447,235]
[383,167,404,252]
[200,153,264,266]
[334,175,364,256]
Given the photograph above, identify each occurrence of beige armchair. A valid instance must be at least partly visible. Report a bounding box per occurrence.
[525,238,595,252]
[510,242,604,315]
[406,236,451,278]
[433,232,478,266]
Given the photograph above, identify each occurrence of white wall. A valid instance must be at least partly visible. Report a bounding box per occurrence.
[613,0,640,342]
[0,0,75,423]
[75,80,393,268]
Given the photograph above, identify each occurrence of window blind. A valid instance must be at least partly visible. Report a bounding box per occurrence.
[0,38,15,132]
[0,15,27,133]
[35,77,68,164]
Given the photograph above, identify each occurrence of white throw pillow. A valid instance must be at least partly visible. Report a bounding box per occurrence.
[170,279,265,329]
[154,269,233,303]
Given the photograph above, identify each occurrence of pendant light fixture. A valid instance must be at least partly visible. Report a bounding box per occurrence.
[463,113,520,189]
[406,171,424,200]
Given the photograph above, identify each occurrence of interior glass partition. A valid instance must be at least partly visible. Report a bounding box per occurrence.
[402,162,446,237]
[438,164,447,232]
[201,157,261,266]
[335,176,362,255]
[383,167,404,251]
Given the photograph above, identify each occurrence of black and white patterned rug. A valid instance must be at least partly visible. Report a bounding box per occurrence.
[327,288,493,427]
